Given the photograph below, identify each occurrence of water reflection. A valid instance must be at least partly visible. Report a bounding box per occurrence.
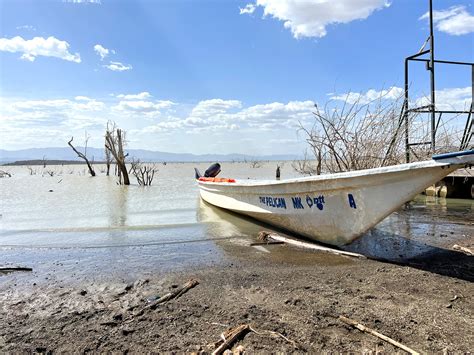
[197,195,473,263]
[107,185,129,228]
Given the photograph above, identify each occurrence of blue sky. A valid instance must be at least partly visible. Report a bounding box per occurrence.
[0,0,473,155]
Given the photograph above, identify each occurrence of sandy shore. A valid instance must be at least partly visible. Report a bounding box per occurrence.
[1,236,473,353]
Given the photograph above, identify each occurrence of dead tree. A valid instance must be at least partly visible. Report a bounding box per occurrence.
[104,145,112,176]
[0,170,12,178]
[130,159,158,186]
[295,91,458,176]
[67,137,96,176]
[249,159,263,168]
[105,122,130,185]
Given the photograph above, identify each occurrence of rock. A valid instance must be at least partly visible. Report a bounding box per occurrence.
[122,328,135,336]
[79,290,87,296]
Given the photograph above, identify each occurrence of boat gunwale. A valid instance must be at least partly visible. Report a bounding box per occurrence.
[197,159,461,188]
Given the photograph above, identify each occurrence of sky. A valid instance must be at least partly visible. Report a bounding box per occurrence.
[0,0,473,155]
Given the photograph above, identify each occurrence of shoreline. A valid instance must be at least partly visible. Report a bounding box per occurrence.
[1,235,473,353]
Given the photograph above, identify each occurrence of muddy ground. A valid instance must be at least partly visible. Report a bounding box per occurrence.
[1,235,473,354]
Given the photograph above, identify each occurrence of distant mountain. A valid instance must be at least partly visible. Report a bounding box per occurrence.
[0,147,299,164]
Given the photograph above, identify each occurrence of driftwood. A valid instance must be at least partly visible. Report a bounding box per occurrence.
[339,316,420,355]
[250,241,285,246]
[248,325,299,349]
[211,324,298,354]
[258,231,366,259]
[212,324,250,355]
[452,244,474,256]
[123,279,199,324]
[145,279,199,310]
[0,267,33,272]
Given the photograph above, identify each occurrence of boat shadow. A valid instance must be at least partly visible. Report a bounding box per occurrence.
[343,228,474,282]
[198,200,474,282]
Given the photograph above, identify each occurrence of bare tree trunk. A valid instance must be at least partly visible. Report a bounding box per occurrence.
[105,122,130,185]
[105,146,111,176]
[68,137,96,176]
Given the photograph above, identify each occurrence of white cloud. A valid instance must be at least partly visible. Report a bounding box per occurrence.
[16,25,36,31]
[330,86,403,104]
[420,5,474,35]
[240,4,256,15]
[0,36,81,63]
[0,97,106,148]
[104,61,132,71]
[190,99,242,117]
[117,92,152,100]
[94,44,115,60]
[242,0,390,38]
[415,87,472,111]
[140,99,315,135]
[74,96,92,101]
[114,100,175,113]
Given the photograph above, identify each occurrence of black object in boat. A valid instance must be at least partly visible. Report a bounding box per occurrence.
[194,163,221,179]
[205,163,221,177]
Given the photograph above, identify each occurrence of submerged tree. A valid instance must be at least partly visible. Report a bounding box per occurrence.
[105,121,130,185]
[67,137,96,176]
[104,145,112,176]
[130,158,158,186]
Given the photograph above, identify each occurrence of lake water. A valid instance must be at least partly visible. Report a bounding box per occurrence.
[0,162,473,283]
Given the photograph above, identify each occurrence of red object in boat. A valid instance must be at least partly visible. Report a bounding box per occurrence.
[198,177,236,183]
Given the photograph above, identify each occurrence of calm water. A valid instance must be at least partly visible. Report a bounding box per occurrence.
[0,162,473,282]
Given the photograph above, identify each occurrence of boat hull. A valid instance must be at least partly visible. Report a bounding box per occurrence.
[198,160,465,246]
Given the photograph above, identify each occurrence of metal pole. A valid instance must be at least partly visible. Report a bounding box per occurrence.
[429,0,436,152]
[471,65,474,104]
[404,58,410,163]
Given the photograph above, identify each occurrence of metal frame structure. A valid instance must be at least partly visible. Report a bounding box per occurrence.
[385,0,473,163]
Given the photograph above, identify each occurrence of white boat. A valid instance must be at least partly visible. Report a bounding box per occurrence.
[196,150,474,246]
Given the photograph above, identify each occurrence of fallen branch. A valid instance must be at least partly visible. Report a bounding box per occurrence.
[249,325,299,349]
[249,241,285,246]
[212,324,250,355]
[122,279,199,324]
[145,279,199,309]
[0,267,33,272]
[211,323,298,354]
[339,315,420,355]
[452,244,473,256]
[258,231,365,259]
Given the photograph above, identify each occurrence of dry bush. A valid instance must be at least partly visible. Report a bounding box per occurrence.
[295,92,459,176]
[130,159,158,186]
[249,159,263,168]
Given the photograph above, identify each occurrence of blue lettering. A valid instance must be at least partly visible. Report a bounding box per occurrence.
[315,196,324,210]
[292,197,304,209]
[258,196,287,209]
[348,194,357,209]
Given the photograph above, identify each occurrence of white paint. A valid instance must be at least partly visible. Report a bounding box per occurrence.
[198,155,474,246]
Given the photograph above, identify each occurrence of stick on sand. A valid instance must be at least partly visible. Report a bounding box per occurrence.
[339,315,420,355]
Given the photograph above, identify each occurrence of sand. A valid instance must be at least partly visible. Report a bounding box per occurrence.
[1,235,473,354]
